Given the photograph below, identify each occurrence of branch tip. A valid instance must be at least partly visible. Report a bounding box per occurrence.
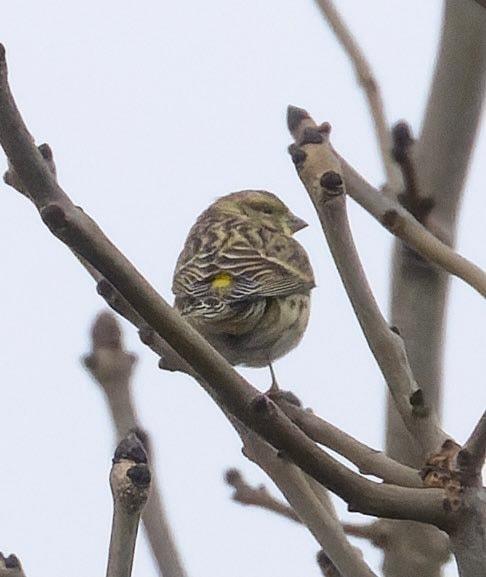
[91,311,122,349]
[224,467,242,486]
[3,555,20,569]
[38,142,54,161]
[287,105,309,131]
[113,431,148,464]
[318,121,332,135]
[391,121,413,163]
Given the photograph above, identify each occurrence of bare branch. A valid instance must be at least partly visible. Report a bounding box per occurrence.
[391,122,433,224]
[241,430,378,577]
[341,157,486,298]
[0,554,26,577]
[287,105,448,457]
[225,465,392,551]
[225,468,300,523]
[274,396,421,488]
[287,108,486,298]
[107,432,151,577]
[457,410,486,485]
[341,523,389,549]
[83,312,188,577]
[0,43,450,530]
[313,0,401,191]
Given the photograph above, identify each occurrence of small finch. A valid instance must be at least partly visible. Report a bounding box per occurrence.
[172,190,315,387]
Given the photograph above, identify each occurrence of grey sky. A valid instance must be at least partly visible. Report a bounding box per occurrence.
[1,1,484,576]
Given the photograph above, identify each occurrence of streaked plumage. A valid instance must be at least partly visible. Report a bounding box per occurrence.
[172,190,315,368]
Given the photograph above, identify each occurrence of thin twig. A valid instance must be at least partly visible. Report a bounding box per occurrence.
[222,407,375,576]
[341,523,389,549]
[241,429,377,577]
[225,468,300,523]
[84,312,189,577]
[274,396,421,488]
[107,432,151,577]
[391,122,434,224]
[344,157,486,298]
[225,467,391,552]
[314,0,401,192]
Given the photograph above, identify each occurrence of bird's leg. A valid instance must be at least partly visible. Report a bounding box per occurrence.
[267,363,280,393]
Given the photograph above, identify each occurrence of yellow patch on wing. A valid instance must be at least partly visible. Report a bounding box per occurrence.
[211,271,233,290]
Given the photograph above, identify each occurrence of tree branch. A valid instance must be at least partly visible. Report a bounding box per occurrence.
[313,0,401,191]
[225,468,300,523]
[241,429,378,577]
[83,312,188,577]
[341,157,486,298]
[225,467,392,551]
[341,523,389,549]
[285,109,486,298]
[457,410,486,486]
[107,432,151,577]
[273,396,421,488]
[287,105,448,458]
[391,122,434,224]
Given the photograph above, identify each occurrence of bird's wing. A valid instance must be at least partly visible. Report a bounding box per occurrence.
[172,220,315,306]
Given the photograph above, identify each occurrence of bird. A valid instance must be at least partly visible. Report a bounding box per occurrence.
[172,190,315,389]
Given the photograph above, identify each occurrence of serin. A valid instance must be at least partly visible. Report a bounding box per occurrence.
[172,190,315,387]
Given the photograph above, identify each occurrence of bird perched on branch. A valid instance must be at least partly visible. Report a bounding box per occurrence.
[172,190,315,388]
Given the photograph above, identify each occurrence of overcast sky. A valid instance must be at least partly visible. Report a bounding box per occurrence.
[1,1,484,576]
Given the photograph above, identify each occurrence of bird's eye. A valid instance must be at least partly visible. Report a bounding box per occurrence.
[261,206,273,215]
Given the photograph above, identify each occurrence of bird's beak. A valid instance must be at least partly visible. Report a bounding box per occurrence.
[289,214,308,233]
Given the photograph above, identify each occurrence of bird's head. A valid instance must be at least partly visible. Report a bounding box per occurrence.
[211,190,307,235]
